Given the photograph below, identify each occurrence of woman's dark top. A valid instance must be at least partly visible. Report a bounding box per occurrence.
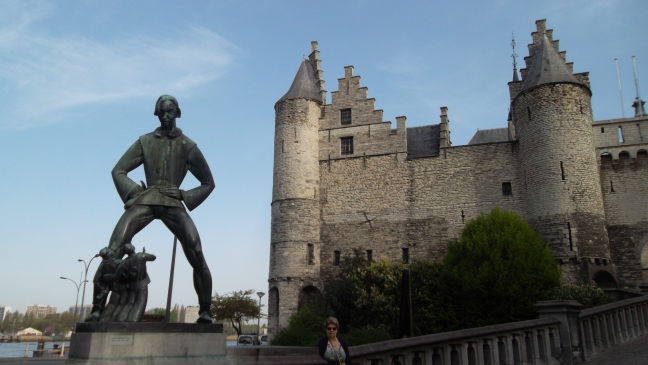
[316,336,351,365]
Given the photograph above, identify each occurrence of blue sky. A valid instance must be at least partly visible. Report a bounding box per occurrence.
[1,0,646,320]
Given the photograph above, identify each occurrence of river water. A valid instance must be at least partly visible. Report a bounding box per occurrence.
[0,342,70,358]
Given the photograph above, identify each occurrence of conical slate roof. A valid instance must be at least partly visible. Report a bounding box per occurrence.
[520,34,580,92]
[277,59,321,103]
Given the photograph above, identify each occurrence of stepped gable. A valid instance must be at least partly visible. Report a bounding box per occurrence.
[277,57,322,104]
[519,23,581,93]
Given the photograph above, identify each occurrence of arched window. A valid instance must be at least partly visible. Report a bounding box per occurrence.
[619,151,631,160]
[600,152,612,163]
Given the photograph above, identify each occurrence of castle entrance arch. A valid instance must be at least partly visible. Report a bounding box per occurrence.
[641,241,648,283]
[268,287,279,333]
[298,285,322,311]
[592,270,617,289]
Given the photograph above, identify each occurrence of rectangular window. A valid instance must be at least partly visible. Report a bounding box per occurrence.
[618,126,625,143]
[502,182,512,195]
[341,109,352,125]
[402,248,409,264]
[307,244,314,265]
[341,137,354,155]
[334,250,341,266]
[366,250,373,262]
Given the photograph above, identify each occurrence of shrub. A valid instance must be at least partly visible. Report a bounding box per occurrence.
[547,284,614,309]
[270,325,320,347]
[343,325,393,346]
[436,207,562,331]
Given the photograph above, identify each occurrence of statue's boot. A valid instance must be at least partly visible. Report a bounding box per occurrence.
[84,304,103,322]
[196,302,212,323]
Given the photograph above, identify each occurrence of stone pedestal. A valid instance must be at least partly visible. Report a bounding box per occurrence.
[67,322,226,365]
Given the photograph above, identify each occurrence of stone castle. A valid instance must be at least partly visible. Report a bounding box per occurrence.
[267,19,648,335]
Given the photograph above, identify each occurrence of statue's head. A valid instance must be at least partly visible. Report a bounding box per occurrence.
[99,247,116,259]
[154,95,181,128]
[122,243,136,256]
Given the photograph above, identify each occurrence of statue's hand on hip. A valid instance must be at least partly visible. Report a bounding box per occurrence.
[160,185,183,200]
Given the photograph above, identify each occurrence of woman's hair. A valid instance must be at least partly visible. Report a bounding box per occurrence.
[324,317,340,329]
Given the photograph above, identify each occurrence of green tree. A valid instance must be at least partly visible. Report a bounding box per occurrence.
[211,289,261,335]
[436,207,562,331]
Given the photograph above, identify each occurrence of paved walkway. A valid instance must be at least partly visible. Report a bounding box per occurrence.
[585,335,648,365]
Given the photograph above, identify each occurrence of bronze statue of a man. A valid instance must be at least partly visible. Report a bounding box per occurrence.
[101,95,215,323]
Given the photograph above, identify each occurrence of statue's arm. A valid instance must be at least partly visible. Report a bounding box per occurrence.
[182,146,215,211]
[111,140,144,204]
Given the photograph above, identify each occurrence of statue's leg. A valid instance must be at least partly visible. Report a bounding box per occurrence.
[99,291,120,322]
[115,290,135,322]
[108,205,155,254]
[126,287,148,322]
[161,207,213,323]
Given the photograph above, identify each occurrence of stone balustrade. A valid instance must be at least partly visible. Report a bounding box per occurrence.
[349,317,563,365]
[346,296,648,365]
[579,295,648,362]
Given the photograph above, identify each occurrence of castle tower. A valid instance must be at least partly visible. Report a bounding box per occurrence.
[511,20,615,285]
[268,42,325,336]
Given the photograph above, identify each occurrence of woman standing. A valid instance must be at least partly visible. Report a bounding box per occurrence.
[316,317,352,365]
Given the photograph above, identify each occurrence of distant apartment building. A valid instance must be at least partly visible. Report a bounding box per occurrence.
[0,306,11,322]
[24,305,57,318]
[183,306,199,323]
[68,305,92,319]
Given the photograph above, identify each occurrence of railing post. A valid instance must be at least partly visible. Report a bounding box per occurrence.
[24,343,29,358]
[535,300,583,365]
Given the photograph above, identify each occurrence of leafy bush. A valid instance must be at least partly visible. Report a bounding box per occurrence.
[547,284,613,309]
[270,325,320,347]
[343,325,393,346]
[270,301,329,347]
[436,207,562,331]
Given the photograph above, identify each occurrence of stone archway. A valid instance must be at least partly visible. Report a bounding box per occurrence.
[641,242,648,283]
[268,287,279,334]
[297,285,322,311]
[592,270,618,289]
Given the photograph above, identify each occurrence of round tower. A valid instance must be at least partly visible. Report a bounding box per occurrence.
[512,24,614,285]
[268,43,325,337]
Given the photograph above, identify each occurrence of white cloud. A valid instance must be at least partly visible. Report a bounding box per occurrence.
[0,11,235,129]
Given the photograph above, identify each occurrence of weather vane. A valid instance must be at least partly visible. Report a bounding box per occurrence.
[511,33,518,72]
[511,33,519,82]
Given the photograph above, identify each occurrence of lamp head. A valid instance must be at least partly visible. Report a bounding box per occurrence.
[60,277,66,280]
[257,292,265,298]
[77,259,82,262]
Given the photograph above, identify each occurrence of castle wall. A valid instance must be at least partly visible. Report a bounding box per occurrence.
[599,153,648,287]
[319,142,526,283]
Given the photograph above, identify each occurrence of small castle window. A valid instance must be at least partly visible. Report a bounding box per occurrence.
[341,137,354,155]
[341,109,352,125]
[502,182,512,196]
[601,127,605,133]
[334,250,341,266]
[402,248,409,264]
[307,244,314,265]
[366,250,373,262]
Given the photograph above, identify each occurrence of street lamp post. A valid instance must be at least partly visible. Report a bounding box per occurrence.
[78,254,100,321]
[256,292,265,338]
[60,277,86,331]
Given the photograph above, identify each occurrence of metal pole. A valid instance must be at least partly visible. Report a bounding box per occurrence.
[615,59,626,118]
[61,277,84,331]
[165,236,178,323]
[78,254,99,321]
[256,292,265,337]
[633,56,645,115]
